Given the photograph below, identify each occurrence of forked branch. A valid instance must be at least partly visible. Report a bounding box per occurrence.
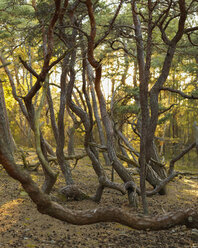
[0,148,197,231]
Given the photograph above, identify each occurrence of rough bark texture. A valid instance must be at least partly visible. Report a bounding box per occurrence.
[130,0,188,206]
[85,0,137,206]
[60,185,90,201]
[86,61,111,166]
[131,0,149,213]
[56,54,73,185]
[0,146,198,231]
[67,107,82,156]
[67,125,76,155]
[0,94,198,230]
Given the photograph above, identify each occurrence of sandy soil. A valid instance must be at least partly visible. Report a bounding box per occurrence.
[0,156,198,248]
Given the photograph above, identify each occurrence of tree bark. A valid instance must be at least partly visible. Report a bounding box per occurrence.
[66,41,126,201]
[0,80,16,154]
[0,97,198,230]
[85,0,137,207]
[130,0,187,205]
[56,54,74,185]
[67,107,81,156]
[86,61,111,166]
[131,0,150,213]
[0,145,198,230]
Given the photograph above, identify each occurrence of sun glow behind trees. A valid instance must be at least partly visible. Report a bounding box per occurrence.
[0,0,198,228]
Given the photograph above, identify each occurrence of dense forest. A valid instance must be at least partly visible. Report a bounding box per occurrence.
[0,0,198,246]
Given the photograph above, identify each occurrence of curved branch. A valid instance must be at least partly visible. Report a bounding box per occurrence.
[56,25,89,39]
[157,0,172,45]
[23,0,63,101]
[0,54,29,119]
[158,104,178,115]
[19,56,39,79]
[109,40,136,58]
[1,148,198,231]
[184,26,198,34]
[48,51,68,70]
[187,33,198,47]
[125,171,177,197]
[160,87,198,99]
[169,142,196,175]
[95,0,124,47]
[171,0,187,44]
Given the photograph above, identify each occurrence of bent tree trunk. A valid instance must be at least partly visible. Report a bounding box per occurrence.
[0,143,198,230]
[85,0,137,206]
[67,108,81,156]
[66,45,126,202]
[131,0,187,203]
[1,54,57,193]
[147,142,167,195]
[67,125,75,156]
[34,85,57,193]
[46,77,73,185]
[0,97,198,230]
[56,55,73,185]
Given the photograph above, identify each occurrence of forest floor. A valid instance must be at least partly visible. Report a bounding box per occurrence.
[0,150,198,248]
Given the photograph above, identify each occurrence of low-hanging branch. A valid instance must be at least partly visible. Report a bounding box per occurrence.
[48,153,88,162]
[158,104,178,115]
[46,143,171,197]
[47,145,139,169]
[187,33,198,47]
[125,171,178,197]
[88,142,139,167]
[1,149,198,231]
[160,87,198,99]
[88,142,165,168]
[176,171,198,176]
[169,142,196,174]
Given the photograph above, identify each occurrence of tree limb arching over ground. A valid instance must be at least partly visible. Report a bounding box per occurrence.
[0,130,197,230]
[0,0,198,237]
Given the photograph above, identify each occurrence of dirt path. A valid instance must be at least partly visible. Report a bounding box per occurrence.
[0,161,198,248]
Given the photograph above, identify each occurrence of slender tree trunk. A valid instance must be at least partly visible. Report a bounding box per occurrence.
[85,0,137,206]
[131,0,149,214]
[0,81,16,154]
[56,55,73,185]
[33,85,58,193]
[67,125,75,155]
[86,62,111,166]
[66,107,81,156]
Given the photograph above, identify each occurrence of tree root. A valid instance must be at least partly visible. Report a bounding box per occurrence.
[59,185,90,201]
